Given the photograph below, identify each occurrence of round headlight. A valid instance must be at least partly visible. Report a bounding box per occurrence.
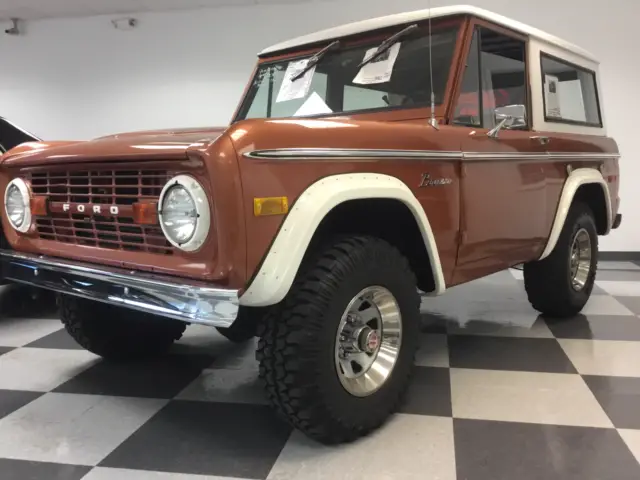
[4,178,31,233]
[158,175,210,251]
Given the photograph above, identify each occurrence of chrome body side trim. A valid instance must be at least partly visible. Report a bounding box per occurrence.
[0,250,239,327]
[244,148,464,160]
[244,148,620,162]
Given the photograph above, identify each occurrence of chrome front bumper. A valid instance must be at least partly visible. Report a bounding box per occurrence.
[0,250,239,327]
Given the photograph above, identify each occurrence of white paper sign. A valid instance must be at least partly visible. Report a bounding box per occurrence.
[544,74,562,118]
[294,91,333,117]
[276,59,316,103]
[353,42,401,85]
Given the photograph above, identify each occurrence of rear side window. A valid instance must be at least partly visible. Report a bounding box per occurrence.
[540,53,602,127]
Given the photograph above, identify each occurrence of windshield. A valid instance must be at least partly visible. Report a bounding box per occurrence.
[235,27,458,121]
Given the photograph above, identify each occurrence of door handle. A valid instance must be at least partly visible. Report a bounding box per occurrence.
[530,136,550,146]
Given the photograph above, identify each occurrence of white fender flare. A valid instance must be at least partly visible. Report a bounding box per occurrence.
[239,173,446,307]
[538,168,611,261]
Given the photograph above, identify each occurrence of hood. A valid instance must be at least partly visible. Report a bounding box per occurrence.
[1,126,228,167]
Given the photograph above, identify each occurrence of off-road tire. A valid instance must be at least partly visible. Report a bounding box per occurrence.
[256,236,420,444]
[60,295,186,361]
[215,307,265,343]
[523,201,598,318]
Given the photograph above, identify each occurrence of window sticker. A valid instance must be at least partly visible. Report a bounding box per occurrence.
[353,42,402,85]
[276,59,316,103]
[294,91,333,116]
[544,74,562,118]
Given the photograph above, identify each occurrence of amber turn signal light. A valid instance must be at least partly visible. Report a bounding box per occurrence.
[133,202,159,225]
[30,196,48,216]
[254,196,289,217]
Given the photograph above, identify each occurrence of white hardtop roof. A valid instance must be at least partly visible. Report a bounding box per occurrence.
[260,4,597,62]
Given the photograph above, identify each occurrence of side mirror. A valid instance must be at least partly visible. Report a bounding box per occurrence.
[488,104,527,138]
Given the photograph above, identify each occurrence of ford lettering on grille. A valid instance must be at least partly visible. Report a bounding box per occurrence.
[61,203,120,215]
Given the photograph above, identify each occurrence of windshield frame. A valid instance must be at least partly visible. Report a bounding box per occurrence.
[232,16,466,123]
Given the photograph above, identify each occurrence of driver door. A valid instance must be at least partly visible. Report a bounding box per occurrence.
[452,25,548,281]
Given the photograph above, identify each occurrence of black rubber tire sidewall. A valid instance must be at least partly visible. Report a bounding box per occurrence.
[523,202,598,317]
[312,246,419,427]
[257,236,421,442]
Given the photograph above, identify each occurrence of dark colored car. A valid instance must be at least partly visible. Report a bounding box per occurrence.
[0,117,40,154]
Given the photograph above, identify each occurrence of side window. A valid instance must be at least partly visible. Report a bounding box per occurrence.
[540,54,601,126]
[453,27,527,129]
[478,29,527,128]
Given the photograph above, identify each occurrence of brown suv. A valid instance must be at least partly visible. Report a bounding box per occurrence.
[0,5,621,444]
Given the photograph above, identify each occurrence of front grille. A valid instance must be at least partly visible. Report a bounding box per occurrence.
[29,168,173,255]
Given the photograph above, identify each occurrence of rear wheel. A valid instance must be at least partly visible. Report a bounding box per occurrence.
[256,236,420,444]
[60,295,186,361]
[524,202,598,318]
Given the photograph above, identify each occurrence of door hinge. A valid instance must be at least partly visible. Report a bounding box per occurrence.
[460,164,467,178]
[457,230,467,244]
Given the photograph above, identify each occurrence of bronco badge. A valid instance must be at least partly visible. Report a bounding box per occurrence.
[419,173,453,187]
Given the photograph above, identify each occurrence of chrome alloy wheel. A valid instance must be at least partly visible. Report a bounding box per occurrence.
[570,228,592,291]
[334,286,402,397]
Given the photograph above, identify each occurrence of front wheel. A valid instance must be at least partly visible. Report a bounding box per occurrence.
[256,236,420,444]
[524,201,598,318]
[60,295,186,361]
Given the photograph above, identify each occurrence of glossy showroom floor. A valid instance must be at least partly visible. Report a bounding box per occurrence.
[0,262,638,480]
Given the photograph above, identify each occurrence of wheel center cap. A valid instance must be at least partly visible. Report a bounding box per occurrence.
[360,329,380,353]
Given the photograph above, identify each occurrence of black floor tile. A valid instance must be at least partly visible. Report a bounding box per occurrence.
[399,366,451,417]
[99,400,292,478]
[0,458,90,480]
[420,313,448,334]
[545,314,640,341]
[0,390,43,419]
[454,418,640,480]
[448,335,576,373]
[0,285,58,320]
[0,346,14,357]
[583,375,640,429]
[26,328,82,350]
[54,354,215,399]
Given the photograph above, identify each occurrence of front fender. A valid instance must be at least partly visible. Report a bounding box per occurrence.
[239,173,445,307]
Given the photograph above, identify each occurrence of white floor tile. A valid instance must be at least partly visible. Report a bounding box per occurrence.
[0,348,99,391]
[0,318,63,347]
[509,268,524,280]
[596,281,640,297]
[598,261,640,271]
[559,339,640,377]
[267,414,456,480]
[618,429,640,464]
[0,393,166,465]
[447,316,554,338]
[84,467,239,480]
[450,368,613,428]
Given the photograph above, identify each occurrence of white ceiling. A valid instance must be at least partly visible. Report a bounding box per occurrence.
[0,0,321,21]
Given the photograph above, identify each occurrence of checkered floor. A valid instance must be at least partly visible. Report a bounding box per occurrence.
[0,262,638,479]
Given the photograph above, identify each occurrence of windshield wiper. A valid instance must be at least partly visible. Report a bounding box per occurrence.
[291,40,341,81]
[357,24,418,69]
